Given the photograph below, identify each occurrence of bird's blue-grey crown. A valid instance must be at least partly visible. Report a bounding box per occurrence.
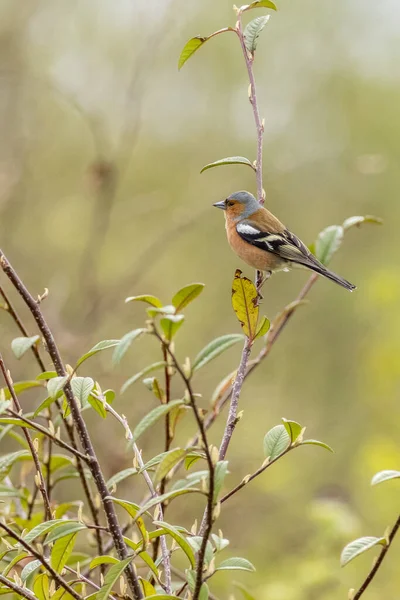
[227,191,260,218]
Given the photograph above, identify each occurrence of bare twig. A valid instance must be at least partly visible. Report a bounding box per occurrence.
[0,250,143,600]
[0,521,83,600]
[0,574,38,600]
[153,331,215,600]
[353,515,400,600]
[99,394,172,594]
[0,354,52,521]
[64,566,118,600]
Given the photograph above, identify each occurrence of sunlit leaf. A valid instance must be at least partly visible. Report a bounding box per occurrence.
[160,315,184,341]
[154,449,187,485]
[95,555,135,600]
[112,329,147,365]
[2,552,29,576]
[132,399,184,442]
[255,316,270,339]
[106,497,142,520]
[36,371,57,380]
[178,36,208,70]
[231,270,258,339]
[371,470,400,486]
[243,0,277,11]
[90,555,119,570]
[0,418,35,429]
[47,376,68,399]
[45,522,85,545]
[140,578,157,597]
[200,156,254,174]
[282,418,302,443]
[87,393,107,418]
[172,283,205,312]
[33,572,49,600]
[216,556,256,572]
[50,533,77,573]
[315,225,344,266]
[21,559,41,582]
[153,520,195,568]
[11,336,40,359]
[75,339,120,369]
[341,536,386,567]
[23,519,67,544]
[121,362,166,394]
[125,295,162,308]
[193,334,244,372]
[263,425,290,460]
[301,439,334,453]
[244,16,270,53]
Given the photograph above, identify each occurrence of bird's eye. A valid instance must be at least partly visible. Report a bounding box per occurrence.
[226,200,235,207]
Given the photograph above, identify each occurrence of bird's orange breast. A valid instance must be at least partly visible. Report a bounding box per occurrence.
[225,219,283,272]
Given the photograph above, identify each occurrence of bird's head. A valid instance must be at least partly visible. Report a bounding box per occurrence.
[213,191,259,221]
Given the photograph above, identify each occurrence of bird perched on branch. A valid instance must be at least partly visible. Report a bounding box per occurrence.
[213,191,356,291]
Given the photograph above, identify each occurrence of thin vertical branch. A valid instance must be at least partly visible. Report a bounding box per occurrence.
[0,283,105,565]
[0,354,52,521]
[0,250,143,600]
[353,515,400,600]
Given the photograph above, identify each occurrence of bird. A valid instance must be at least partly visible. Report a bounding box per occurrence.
[213,190,356,291]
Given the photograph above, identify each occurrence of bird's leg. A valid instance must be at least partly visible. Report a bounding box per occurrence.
[255,270,271,303]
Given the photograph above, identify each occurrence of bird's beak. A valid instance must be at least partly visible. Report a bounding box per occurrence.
[213,200,226,210]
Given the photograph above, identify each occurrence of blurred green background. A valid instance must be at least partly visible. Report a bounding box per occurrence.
[0,0,399,598]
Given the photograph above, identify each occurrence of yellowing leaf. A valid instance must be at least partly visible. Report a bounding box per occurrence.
[231,270,258,340]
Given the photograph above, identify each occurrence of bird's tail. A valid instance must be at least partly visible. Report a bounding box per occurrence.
[307,260,356,292]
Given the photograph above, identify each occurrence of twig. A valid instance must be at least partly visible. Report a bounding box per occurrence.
[0,354,52,521]
[97,394,172,594]
[0,250,143,600]
[153,331,215,600]
[353,515,400,600]
[221,447,292,504]
[0,521,83,600]
[0,574,38,600]
[64,566,118,600]
[0,283,105,562]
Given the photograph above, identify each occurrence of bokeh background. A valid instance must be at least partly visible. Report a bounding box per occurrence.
[0,0,399,598]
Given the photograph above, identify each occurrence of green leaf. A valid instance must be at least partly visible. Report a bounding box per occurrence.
[139,578,157,596]
[213,460,229,502]
[107,467,138,489]
[45,522,85,544]
[255,316,270,339]
[315,225,344,266]
[2,552,29,576]
[11,335,40,359]
[146,304,176,318]
[34,395,57,417]
[36,371,57,380]
[70,377,94,408]
[132,399,184,442]
[210,371,236,407]
[342,215,383,231]
[51,532,78,573]
[23,519,68,544]
[263,425,290,460]
[216,556,256,572]
[47,455,75,473]
[244,0,277,10]
[112,329,146,365]
[107,497,142,520]
[21,559,42,582]
[142,377,164,401]
[121,362,167,394]
[301,439,334,453]
[0,417,35,429]
[33,573,49,600]
[75,339,120,369]
[87,393,107,418]
[178,36,208,70]
[0,450,30,481]
[172,283,205,312]
[95,555,135,600]
[244,16,270,53]
[371,470,400,486]
[47,376,68,399]
[187,537,214,566]
[341,536,386,567]
[142,596,180,600]
[193,334,244,372]
[0,380,43,400]
[153,520,195,568]
[139,488,202,517]
[234,582,257,600]
[232,270,258,339]
[90,556,119,570]
[125,295,163,308]
[154,449,187,485]
[282,418,302,443]
[160,315,184,341]
[200,157,255,174]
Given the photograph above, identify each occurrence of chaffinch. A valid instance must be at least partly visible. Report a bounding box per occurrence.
[213,190,356,291]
